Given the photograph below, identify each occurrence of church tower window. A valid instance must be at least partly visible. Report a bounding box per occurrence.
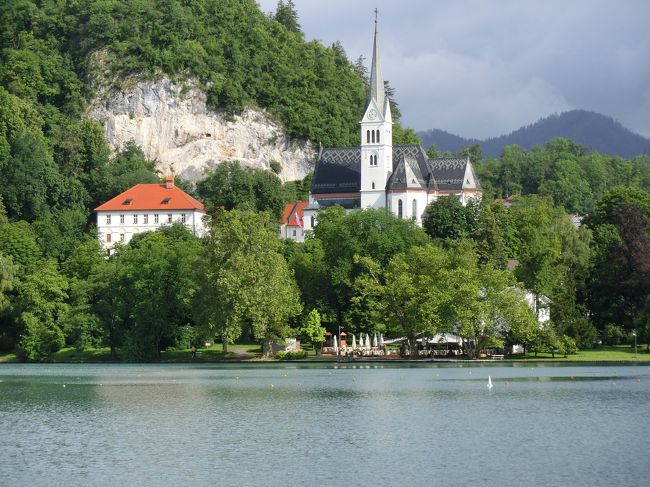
[371,131,375,143]
[398,199,403,218]
[367,130,370,143]
[412,199,418,219]
[372,182,375,189]
[376,130,380,143]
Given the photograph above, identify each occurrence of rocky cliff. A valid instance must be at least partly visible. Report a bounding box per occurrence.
[87,78,315,182]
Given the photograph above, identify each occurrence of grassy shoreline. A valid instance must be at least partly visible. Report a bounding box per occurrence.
[1,345,648,364]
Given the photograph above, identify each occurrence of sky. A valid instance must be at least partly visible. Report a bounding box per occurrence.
[257,0,650,140]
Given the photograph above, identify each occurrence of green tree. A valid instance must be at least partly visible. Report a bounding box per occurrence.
[273,0,301,34]
[300,308,325,353]
[197,161,284,218]
[312,206,429,333]
[110,225,201,361]
[355,243,480,359]
[587,190,650,332]
[13,259,69,359]
[423,195,470,240]
[195,210,301,355]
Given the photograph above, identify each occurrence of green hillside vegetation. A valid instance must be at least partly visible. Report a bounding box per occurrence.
[419,110,650,159]
[463,139,650,214]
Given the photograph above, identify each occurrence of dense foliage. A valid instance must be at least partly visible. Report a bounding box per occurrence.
[474,138,650,214]
[0,0,417,149]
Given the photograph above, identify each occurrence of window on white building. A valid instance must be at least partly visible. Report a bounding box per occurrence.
[366,130,370,143]
[376,130,380,143]
[144,214,148,224]
[120,214,124,224]
[133,214,138,224]
[120,234,125,242]
[311,216,315,228]
[412,199,417,219]
[167,214,172,223]
[106,215,111,225]
[398,199,403,219]
[181,213,186,223]
[292,230,297,236]
[372,182,375,189]
[106,234,111,243]
[154,214,159,224]
[371,131,375,143]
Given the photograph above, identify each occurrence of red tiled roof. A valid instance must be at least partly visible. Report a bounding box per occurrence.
[95,181,205,212]
[280,200,308,227]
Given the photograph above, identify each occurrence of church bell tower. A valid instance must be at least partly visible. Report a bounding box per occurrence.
[360,11,393,210]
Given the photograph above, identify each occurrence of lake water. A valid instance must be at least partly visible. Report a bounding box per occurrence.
[1,363,649,486]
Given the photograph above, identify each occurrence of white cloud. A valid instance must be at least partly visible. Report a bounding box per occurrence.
[257,0,650,138]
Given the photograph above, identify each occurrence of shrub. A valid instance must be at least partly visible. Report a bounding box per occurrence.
[275,349,307,360]
[18,313,65,361]
[562,335,578,355]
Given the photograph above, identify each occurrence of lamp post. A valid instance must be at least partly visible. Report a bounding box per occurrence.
[632,330,637,358]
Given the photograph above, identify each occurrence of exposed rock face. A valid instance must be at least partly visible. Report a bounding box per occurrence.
[87,78,315,182]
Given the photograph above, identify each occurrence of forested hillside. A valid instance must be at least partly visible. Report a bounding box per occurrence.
[419,110,650,159]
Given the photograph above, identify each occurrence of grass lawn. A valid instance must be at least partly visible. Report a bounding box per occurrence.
[2,344,647,364]
[0,352,18,363]
[512,345,650,362]
[51,347,114,362]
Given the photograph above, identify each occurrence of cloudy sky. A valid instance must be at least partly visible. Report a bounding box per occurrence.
[257,0,650,139]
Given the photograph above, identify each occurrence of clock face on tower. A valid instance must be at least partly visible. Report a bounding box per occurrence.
[367,108,377,120]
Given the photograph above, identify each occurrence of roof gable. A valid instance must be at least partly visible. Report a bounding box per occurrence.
[281,200,308,227]
[95,183,205,212]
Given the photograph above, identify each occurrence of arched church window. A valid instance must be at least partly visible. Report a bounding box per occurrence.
[371,131,375,143]
[377,130,380,143]
[372,182,375,189]
[367,130,370,143]
[374,154,378,165]
[310,216,315,228]
[412,199,417,219]
[398,199,403,219]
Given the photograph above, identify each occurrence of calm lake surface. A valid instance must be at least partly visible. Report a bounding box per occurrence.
[1,363,649,486]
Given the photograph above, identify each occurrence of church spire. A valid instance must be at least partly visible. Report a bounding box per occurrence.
[368,9,385,114]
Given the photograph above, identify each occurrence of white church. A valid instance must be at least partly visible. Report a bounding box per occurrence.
[301,17,482,232]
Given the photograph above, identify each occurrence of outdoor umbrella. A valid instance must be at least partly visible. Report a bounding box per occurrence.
[372,333,378,348]
[365,334,370,349]
[379,333,384,347]
[333,335,338,350]
[352,334,356,349]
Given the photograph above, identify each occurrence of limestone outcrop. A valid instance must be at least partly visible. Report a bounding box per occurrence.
[87,78,315,182]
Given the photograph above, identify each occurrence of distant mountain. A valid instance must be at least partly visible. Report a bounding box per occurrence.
[418,110,650,159]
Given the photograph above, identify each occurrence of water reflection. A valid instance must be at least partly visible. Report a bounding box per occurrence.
[1,363,649,486]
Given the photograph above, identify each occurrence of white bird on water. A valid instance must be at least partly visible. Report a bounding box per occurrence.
[487,376,493,389]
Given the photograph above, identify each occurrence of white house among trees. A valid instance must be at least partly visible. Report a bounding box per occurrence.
[95,176,206,252]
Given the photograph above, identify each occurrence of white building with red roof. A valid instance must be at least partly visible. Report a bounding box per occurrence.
[95,176,206,251]
[279,200,308,242]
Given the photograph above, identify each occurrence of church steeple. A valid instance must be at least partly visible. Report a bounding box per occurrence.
[360,9,392,211]
[368,9,386,114]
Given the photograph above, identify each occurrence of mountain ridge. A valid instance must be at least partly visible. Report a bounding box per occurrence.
[418,110,650,158]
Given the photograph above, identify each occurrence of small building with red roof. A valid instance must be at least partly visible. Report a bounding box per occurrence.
[95,176,206,251]
[279,200,308,242]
